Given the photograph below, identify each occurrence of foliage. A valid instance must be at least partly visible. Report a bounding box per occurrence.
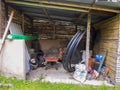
[0,76,120,90]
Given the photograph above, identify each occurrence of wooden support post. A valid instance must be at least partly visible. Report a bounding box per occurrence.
[75,24,77,32]
[53,24,56,39]
[86,13,91,68]
[22,13,25,33]
[0,0,2,38]
[0,11,14,53]
[42,7,51,21]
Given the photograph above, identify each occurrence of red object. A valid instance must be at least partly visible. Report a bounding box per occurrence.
[44,57,59,62]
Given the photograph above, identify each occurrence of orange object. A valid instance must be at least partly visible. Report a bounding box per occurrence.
[88,58,95,69]
[103,67,109,76]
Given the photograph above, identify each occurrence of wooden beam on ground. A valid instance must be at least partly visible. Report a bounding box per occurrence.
[5,1,89,13]
[0,11,14,53]
[86,13,91,68]
[20,0,120,13]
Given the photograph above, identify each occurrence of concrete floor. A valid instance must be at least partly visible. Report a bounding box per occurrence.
[27,62,114,87]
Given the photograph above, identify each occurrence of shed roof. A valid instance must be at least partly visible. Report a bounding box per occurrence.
[5,0,120,25]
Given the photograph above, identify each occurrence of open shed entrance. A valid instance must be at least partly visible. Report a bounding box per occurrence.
[0,0,120,85]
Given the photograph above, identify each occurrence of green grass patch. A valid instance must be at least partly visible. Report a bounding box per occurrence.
[0,76,120,90]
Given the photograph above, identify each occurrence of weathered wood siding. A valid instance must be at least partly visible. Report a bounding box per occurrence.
[116,14,120,85]
[33,20,77,52]
[94,15,119,84]
[0,1,5,38]
[8,7,32,34]
[8,6,32,48]
[0,2,32,37]
[33,20,76,39]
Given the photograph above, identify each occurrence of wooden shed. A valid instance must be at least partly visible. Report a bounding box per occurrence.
[0,0,120,85]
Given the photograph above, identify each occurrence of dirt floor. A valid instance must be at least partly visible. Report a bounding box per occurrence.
[27,62,114,87]
[27,62,79,84]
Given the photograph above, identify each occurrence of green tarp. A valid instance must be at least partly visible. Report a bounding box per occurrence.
[7,34,38,40]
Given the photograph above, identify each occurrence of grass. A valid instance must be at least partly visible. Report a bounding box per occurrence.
[0,76,120,90]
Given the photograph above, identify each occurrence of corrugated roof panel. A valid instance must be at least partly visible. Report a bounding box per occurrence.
[24,12,73,22]
[11,4,78,21]
[66,0,94,4]
[47,8,80,18]
[18,7,44,14]
[6,0,119,25]
[95,1,120,9]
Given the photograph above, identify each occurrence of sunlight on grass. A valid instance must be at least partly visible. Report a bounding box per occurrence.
[0,76,119,90]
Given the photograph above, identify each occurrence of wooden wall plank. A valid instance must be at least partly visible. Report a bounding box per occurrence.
[115,14,120,85]
[33,21,76,39]
[0,0,2,38]
[8,6,32,34]
[0,1,5,38]
[94,15,119,84]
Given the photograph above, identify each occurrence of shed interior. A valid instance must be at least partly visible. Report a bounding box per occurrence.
[0,0,120,85]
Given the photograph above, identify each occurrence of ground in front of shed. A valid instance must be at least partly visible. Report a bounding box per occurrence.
[27,62,113,87]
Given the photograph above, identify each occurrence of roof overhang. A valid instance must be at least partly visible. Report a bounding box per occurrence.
[5,0,120,25]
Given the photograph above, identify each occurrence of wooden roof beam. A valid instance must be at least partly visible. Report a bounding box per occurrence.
[38,1,120,13]
[38,1,52,21]
[42,7,52,21]
[5,0,89,13]
[74,0,96,23]
[74,13,87,22]
[86,13,91,68]
[91,10,116,16]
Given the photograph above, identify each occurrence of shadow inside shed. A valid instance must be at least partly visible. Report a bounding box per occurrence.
[0,0,120,85]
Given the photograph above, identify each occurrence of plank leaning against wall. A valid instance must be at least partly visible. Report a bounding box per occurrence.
[0,11,14,53]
